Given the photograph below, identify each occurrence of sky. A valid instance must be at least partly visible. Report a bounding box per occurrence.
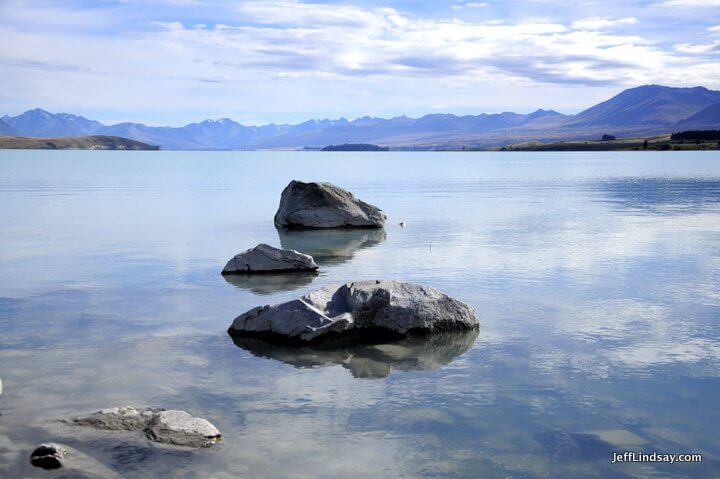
[1,0,719,126]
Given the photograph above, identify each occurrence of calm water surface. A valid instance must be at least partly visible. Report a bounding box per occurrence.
[1,151,719,478]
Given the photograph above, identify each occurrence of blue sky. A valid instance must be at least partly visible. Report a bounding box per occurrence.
[1,0,719,126]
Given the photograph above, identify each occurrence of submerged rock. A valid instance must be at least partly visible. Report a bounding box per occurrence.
[228,280,478,343]
[29,443,66,469]
[68,406,220,448]
[274,180,387,229]
[535,428,615,460]
[222,243,318,274]
[145,410,221,448]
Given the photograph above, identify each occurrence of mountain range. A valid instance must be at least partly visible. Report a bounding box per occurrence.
[3,85,720,150]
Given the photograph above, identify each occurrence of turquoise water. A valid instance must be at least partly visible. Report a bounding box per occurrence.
[1,150,719,478]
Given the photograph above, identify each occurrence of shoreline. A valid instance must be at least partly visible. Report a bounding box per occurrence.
[0,135,159,150]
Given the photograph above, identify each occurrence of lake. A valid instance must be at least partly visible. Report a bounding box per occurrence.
[1,151,719,478]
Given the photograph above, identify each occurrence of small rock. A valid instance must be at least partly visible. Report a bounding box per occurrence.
[399,222,406,227]
[29,443,66,469]
[274,180,387,229]
[144,410,221,448]
[222,243,318,274]
[68,406,220,448]
[228,280,478,343]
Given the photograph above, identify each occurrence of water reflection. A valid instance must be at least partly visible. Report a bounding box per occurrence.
[230,329,479,378]
[591,178,720,214]
[277,228,386,266]
[535,429,614,460]
[2,152,720,478]
[222,272,318,295]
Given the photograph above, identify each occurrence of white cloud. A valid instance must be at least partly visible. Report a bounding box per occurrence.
[120,10,683,89]
[653,0,720,5]
[674,41,720,53]
[570,17,638,30]
[453,1,489,8]
[1,0,719,122]
[236,0,397,28]
[0,1,126,30]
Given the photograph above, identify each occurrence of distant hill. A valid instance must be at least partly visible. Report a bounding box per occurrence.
[676,101,720,128]
[0,118,19,136]
[1,108,565,150]
[562,85,720,128]
[0,135,160,150]
[1,108,104,137]
[4,85,720,150]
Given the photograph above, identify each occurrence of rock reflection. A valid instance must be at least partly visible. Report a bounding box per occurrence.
[222,272,318,295]
[277,228,386,266]
[231,329,479,379]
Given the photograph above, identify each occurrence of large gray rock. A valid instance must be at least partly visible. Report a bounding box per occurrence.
[222,243,318,274]
[274,180,387,229]
[68,406,220,448]
[145,410,221,448]
[228,280,478,343]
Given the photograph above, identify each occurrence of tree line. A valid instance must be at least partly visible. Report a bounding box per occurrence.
[670,130,720,141]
